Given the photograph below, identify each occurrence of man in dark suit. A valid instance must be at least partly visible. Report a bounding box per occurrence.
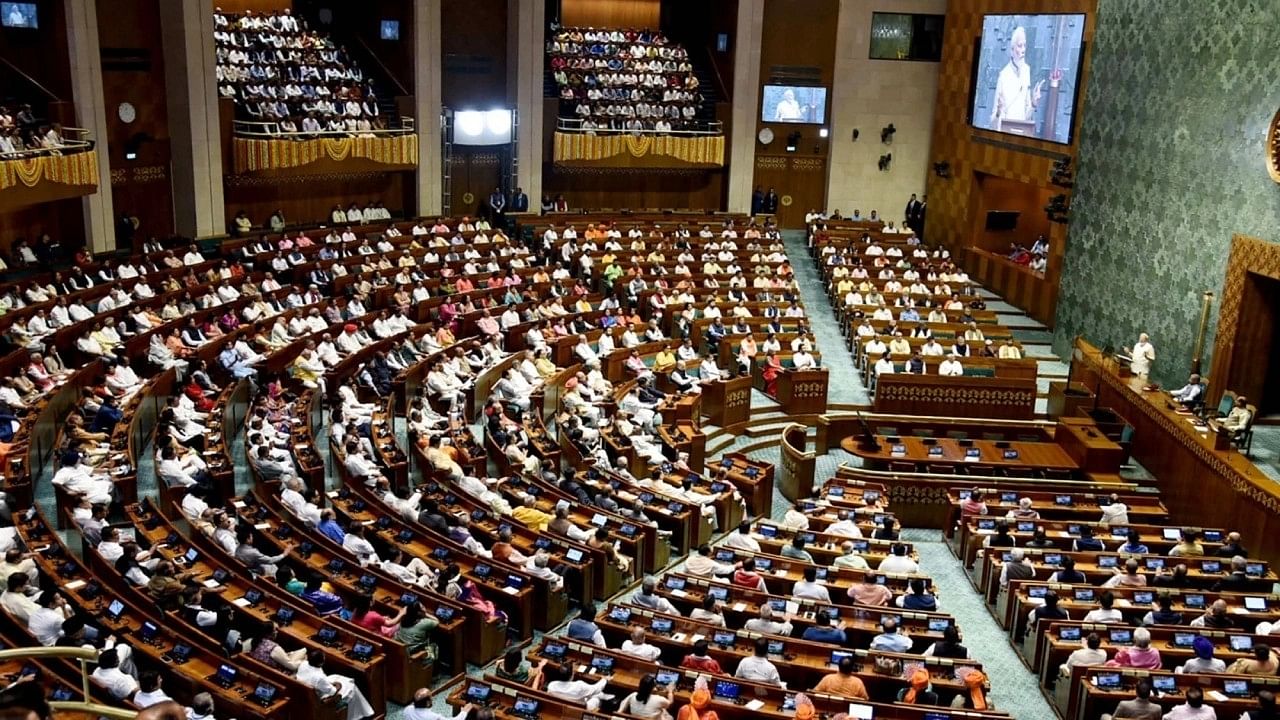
[511,187,529,212]
[905,193,922,228]
[751,186,764,216]
[764,187,779,214]
[916,194,927,238]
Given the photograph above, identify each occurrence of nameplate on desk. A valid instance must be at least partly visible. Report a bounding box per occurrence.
[744,700,765,711]
[64,579,85,590]
[254,523,271,530]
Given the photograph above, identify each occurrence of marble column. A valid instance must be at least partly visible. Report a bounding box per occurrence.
[159,0,225,238]
[726,0,765,213]
[63,0,114,251]
[507,0,545,208]
[414,0,443,215]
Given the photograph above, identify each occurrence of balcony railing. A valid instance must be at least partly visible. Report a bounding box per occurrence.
[555,116,722,136]
[230,121,419,174]
[0,126,94,160]
[232,118,416,138]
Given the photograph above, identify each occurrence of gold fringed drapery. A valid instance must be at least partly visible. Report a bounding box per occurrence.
[233,135,420,173]
[0,151,98,191]
[554,132,725,167]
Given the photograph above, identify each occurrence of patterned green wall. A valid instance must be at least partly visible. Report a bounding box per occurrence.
[1053,0,1280,387]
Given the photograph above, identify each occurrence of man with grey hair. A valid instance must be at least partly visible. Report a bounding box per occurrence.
[631,576,679,615]
[524,550,565,593]
[991,25,1043,128]
[744,603,793,636]
[833,541,870,571]
[999,547,1035,587]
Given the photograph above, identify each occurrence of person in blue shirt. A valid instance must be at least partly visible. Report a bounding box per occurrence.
[300,574,345,616]
[869,617,913,653]
[780,536,814,563]
[566,601,607,647]
[899,307,920,322]
[801,612,848,645]
[91,395,124,433]
[316,509,346,544]
[897,578,938,612]
[1119,529,1149,555]
[1073,525,1106,552]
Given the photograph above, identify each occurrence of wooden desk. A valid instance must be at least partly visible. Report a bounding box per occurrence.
[1053,417,1125,477]
[873,374,1037,420]
[703,375,752,428]
[1046,381,1095,420]
[716,453,776,518]
[1073,338,1280,563]
[776,367,828,414]
[779,424,816,502]
[843,435,1078,473]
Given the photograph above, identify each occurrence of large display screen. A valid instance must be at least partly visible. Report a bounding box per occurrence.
[970,14,1086,145]
[761,85,827,125]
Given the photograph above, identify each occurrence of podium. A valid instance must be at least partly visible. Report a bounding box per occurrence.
[703,375,752,427]
[1047,381,1095,420]
[659,421,705,471]
[777,368,829,415]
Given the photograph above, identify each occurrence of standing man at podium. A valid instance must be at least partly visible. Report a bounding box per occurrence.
[991,27,1044,130]
[1126,333,1156,378]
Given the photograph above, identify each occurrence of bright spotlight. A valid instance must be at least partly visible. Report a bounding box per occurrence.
[456,111,484,136]
[486,109,512,134]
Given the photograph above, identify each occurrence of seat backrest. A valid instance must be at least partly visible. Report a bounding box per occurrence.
[1217,391,1236,417]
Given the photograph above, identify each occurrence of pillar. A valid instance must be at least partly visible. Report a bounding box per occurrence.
[507,0,544,208]
[414,0,443,216]
[63,0,114,252]
[726,0,765,213]
[159,0,225,238]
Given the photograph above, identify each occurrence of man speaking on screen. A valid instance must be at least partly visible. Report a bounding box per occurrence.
[990,27,1043,130]
[774,89,804,122]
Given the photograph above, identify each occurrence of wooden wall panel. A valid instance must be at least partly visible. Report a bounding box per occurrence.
[448,149,505,219]
[561,0,661,29]
[0,198,85,253]
[924,0,1097,327]
[0,1,72,109]
[99,0,174,240]
[542,165,726,213]
[441,0,508,107]
[752,154,826,228]
[223,172,411,228]
[662,0,736,101]
[751,0,838,227]
[971,173,1052,253]
[294,0,414,97]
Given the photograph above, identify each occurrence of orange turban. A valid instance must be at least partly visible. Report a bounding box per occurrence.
[964,670,989,710]
[793,692,815,720]
[902,668,930,704]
